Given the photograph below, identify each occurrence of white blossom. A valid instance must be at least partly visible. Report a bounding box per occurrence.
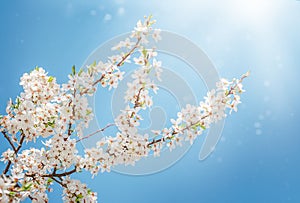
[0,15,249,203]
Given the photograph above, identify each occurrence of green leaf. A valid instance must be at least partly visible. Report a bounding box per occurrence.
[142,48,147,57]
[166,135,175,140]
[12,97,21,109]
[47,178,53,184]
[86,109,92,115]
[78,68,83,76]
[72,65,76,75]
[35,66,40,71]
[48,76,54,83]
[192,122,206,130]
[92,61,97,67]
[9,191,16,196]
[200,125,206,130]
[225,89,229,96]
[21,183,33,191]
[46,120,55,128]
[76,194,83,202]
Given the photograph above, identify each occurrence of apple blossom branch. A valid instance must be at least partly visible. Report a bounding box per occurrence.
[0,15,160,202]
[0,15,249,203]
[148,72,250,148]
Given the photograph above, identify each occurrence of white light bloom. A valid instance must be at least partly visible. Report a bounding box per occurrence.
[152,29,162,42]
[0,175,17,202]
[152,59,163,81]
[62,177,97,203]
[1,148,15,163]
[46,136,78,169]
[134,20,148,33]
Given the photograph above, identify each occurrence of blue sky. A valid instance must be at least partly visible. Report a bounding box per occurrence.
[0,0,300,202]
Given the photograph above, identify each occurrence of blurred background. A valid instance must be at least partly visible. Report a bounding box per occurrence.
[0,0,300,202]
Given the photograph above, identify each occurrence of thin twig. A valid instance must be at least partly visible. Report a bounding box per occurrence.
[133,87,144,109]
[76,123,115,143]
[147,114,210,147]
[26,168,77,179]
[52,177,67,187]
[66,89,76,140]
[2,131,16,152]
[80,36,142,96]
[3,134,25,174]
[147,73,250,148]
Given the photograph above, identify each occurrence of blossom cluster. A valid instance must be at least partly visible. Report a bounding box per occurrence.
[148,72,250,154]
[0,15,249,203]
[81,72,249,171]
[62,177,97,203]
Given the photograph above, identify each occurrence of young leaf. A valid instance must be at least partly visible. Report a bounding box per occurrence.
[72,65,76,75]
[48,76,54,82]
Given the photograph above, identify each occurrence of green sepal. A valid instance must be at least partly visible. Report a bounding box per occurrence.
[46,120,55,128]
[48,76,54,82]
[21,183,33,191]
[72,65,76,75]
[9,191,16,196]
[78,68,84,76]
[200,125,206,130]
[142,48,147,57]
[86,109,92,115]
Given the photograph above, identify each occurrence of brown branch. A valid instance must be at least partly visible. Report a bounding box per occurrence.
[2,131,16,152]
[147,114,210,147]
[28,195,35,201]
[133,87,144,109]
[26,168,77,179]
[3,161,12,175]
[116,37,141,67]
[126,87,145,121]
[80,36,142,96]
[43,168,77,178]
[92,74,105,87]
[3,134,25,174]
[227,72,249,96]
[146,73,250,148]
[16,134,25,152]
[66,89,76,140]
[76,123,115,143]
[52,177,67,187]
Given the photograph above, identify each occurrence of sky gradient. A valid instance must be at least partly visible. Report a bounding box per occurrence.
[0,1,300,202]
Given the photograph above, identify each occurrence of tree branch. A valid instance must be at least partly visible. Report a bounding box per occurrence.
[147,114,210,147]
[2,131,16,152]
[76,123,115,143]
[26,167,77,179]
[80,36,142,96]
[2,134,25,175]
[146,74,250,148]
[52,177,67,188]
